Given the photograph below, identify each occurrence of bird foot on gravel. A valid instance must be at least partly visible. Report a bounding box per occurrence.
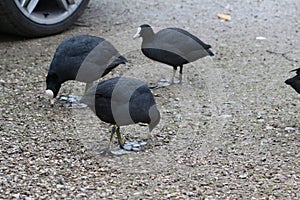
[99,147,130,156]
[149,78,175,89]
[172,79,181,84]
[121,141,148,151]
[59,95,87,108]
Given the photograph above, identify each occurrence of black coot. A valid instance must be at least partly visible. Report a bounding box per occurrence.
[80,76,160,155]
[285,68,300,94]
[45,35,127,104]
[134,24,214,84]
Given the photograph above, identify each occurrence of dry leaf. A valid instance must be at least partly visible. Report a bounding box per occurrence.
[217,13,231,21]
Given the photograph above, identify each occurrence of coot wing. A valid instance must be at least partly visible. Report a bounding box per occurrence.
[143,28,211,62]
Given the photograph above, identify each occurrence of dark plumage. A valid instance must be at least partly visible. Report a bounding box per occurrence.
[285,68,300,94]
[45,35,127,103]
[134,24,214,83]
[80,76,160,155]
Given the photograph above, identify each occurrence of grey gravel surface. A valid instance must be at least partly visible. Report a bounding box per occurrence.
[1,0,300,199]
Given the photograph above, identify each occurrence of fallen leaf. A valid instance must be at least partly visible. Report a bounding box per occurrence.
[217,13,231,21]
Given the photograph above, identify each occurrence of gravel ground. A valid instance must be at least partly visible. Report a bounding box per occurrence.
[1,0,300,199]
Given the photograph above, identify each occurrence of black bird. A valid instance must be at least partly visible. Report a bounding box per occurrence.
[45,35,127,104]
[134,24,214,84]
[285,68,300,94]
[80,76,160,155]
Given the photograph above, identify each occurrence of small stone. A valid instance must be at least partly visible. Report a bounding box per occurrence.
[56,184,64,189]
[168,131,174,135]
[76,193,87,198]
[238,173,248,179]
[133,192,140,196]
[284,127,295,131]
[257,119,264,123]
[224,101,236,104]
[256,36,266,40]
[221,114,232,118]
[175,114,182,119]
[100,192,107,197]
[266,125,273,130]
[163,138,170,143]
[12,194,20,198]
[144,191,152,196]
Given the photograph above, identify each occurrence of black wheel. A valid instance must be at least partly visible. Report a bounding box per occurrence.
[0,0,90,37]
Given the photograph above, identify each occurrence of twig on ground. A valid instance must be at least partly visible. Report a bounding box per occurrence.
[266,50,299,63]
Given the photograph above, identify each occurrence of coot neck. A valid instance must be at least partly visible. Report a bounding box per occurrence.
[141,29,155,45]
[46,72,62,98]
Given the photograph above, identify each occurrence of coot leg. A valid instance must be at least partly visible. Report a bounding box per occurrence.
[50,98,56,107]
[116,125,148,152]
[99,125,116,156]
[99,125,129,156]
[171,68,176,84]
[179,66,183,83]
[84,82,93,95]
[116,125,125,148]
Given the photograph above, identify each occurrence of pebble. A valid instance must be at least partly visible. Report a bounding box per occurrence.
[168,131,174,135]
[12,194,20,198]
[221,114,232,118]
[76,193,87,198]
[238,173,248,179]
[224,101,236,104]
[56,184,65,189]
[256,36,266,40]
[284,127,295,131]
[257,119,264,123]
[176,114,182,119]
[59,95,87,108]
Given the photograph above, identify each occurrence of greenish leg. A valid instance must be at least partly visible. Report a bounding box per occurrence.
[179,66,183,83]
[116,125,125,149]
[171,68,176,84]
[107,125,117,150]
[99,125,115,156]
[84,82,93,95]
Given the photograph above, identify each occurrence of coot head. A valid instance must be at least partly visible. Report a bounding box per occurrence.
[285,68,300,94]
[133,24,154,39]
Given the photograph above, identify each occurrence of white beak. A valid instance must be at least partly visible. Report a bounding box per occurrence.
[45,89,55,105]
[133,27,141,39]
[45,89,54,98]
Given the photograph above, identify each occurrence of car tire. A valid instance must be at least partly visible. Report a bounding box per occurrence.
[0,0,90,37]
